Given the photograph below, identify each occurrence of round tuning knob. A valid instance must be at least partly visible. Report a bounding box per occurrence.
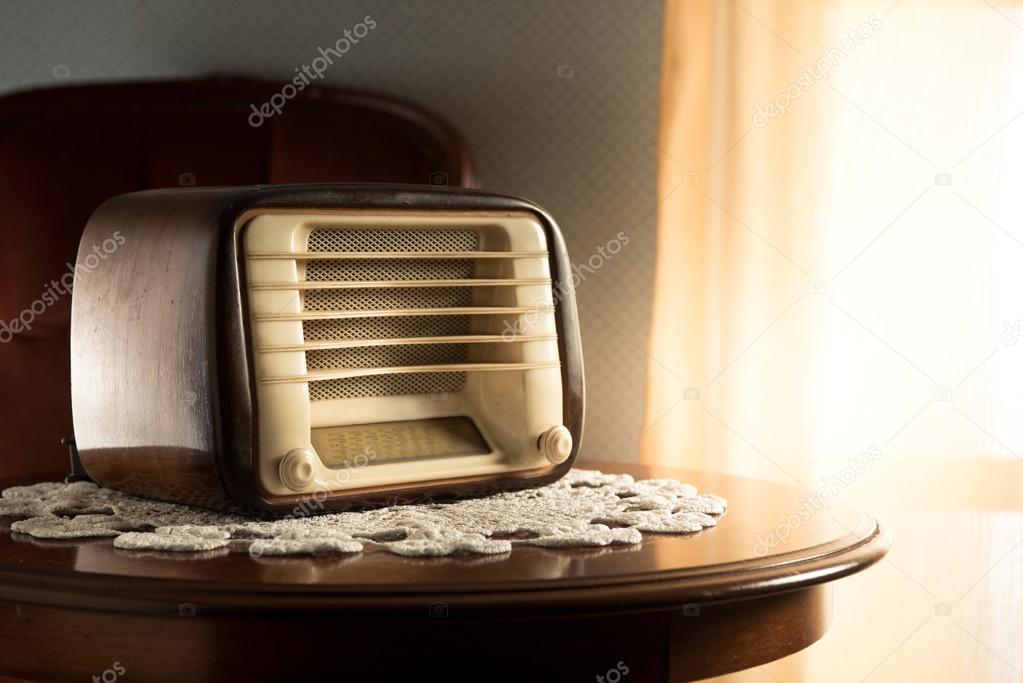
[538,426,574,464]
[279,448,317,491]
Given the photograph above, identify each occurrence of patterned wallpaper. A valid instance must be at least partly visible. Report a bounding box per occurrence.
[0,0,663,461]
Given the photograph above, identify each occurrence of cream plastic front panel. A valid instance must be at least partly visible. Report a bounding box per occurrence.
[242,211,565,497]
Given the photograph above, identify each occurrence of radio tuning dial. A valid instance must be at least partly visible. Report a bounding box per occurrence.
[539,426,573,464]
[279,448,317,491]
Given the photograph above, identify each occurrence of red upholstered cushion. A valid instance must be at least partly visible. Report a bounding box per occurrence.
[0,78,474,479]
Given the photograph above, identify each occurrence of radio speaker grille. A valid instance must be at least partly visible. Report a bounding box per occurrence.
[302,286,471,311]
[306,344,470,370]
[302,315,472,341]
[306,228,478,253]
[308,373,467,402]
[303,228,478,401]
[306,259,473,282]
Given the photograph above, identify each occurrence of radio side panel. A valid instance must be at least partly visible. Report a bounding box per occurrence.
[70,188,248,508]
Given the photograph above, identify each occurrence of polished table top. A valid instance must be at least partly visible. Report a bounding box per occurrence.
[0,461,890,682]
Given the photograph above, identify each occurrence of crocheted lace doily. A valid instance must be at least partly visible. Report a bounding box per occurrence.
[0,469,726,558]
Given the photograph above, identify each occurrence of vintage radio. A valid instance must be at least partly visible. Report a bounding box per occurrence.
[70,185,583,514]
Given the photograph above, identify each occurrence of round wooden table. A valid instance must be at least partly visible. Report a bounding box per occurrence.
[0,461,889,682]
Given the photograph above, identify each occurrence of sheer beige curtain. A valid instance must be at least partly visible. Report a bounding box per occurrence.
[646,0,1023,680]
[644,0,833,481]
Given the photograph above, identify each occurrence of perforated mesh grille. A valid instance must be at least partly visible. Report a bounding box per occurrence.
[309,373,467,401]
[307,228,478,253]
[307,344,469,370]
[303,287,472,312]
[303,228,477,401]
[305,258,474,282]
[302,315,471,341]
